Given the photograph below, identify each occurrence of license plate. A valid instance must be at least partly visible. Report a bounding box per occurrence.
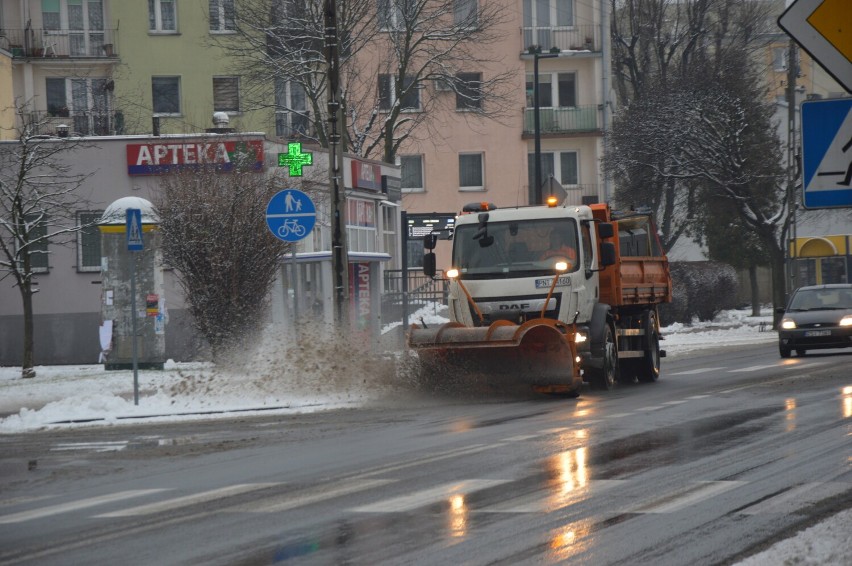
[804,330,831,337]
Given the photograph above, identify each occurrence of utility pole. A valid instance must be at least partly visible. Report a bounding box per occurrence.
[324,0,349,326]
[785,39,799,298]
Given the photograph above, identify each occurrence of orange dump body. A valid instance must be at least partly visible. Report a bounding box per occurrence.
[590,204,672,307]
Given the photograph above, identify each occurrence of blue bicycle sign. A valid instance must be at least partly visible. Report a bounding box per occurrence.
[266,189,316,242]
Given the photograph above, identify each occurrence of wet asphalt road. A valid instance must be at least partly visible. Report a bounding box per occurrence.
[0,342,850,565]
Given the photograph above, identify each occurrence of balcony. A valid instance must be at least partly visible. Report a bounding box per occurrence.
[2,28,119,59]
[523,105,601,135]
[26,110,122,137]
[521,24,599,53]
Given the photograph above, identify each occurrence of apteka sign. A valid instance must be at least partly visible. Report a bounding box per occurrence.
[126,140,264,175]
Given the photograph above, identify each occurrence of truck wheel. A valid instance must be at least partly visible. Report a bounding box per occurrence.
[636,332,661,383]
[589,325,617,390]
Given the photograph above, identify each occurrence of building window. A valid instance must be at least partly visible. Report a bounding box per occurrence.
[459,153,484,190]
[45,77,111,134]
[523,0,574,49]
[23,215,49,273]
[347,198,377,253]
[42,0,61,30]
[454,0,477,27]
[149,0,177,32]
[773,47,787,71]
[213,77,240,112]
[401,155,424,192]
[77,211,103,272]
[381,204,398,259]
[528,150,578,188]
[456,72,482,111]
[275,78,310,137]
[209,0,235,32]
[152,76,180,114]
[378,74,420,111]
[378,0,416,31]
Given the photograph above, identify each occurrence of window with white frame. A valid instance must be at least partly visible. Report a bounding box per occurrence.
[274,78,310,137]
[23,215,50,273]
[378,0,416,31]
[523,0,573,28]
[773,47,787,71]
[400,155,424,192]
[528,150,578,187]
[41,0,105,55]
[525,71,576,107]
[209,0,235,32]
[456,72,482,111]
[149,0,177,32]
[76,211,103,272]
[381,204,398,259]
[378,74,420,111]
[152,76,180,114]
[347,198,377,253]
[213,77,240,112]
[459,153,484,190]
[453,0,477,27]
[45,77,111,134]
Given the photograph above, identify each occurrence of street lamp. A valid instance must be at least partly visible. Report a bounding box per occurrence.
[529,45,559,204]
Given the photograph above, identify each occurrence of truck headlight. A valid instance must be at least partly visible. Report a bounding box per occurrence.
[781,319,796,330]
[840,316,852,327]
[574,331,587,343]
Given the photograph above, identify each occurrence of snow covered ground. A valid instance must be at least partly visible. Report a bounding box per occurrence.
[0,306,848,564]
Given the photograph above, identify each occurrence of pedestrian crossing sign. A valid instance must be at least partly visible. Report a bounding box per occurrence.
[126,208,144,251]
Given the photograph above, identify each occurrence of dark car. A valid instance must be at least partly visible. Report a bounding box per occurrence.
[777,284,852,358]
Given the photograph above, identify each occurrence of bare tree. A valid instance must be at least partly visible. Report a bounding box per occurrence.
[153,154,294,363]
[0,104,95,378]
[211,0,516,162]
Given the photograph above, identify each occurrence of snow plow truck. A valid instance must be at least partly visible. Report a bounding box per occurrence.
[408,200,672,396]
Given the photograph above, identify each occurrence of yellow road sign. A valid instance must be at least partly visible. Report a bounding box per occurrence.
[779,0,852,92]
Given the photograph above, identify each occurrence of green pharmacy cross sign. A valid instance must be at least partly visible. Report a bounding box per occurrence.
[278,142,313,176]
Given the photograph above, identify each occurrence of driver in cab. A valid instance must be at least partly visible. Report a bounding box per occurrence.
[541,230,576,268]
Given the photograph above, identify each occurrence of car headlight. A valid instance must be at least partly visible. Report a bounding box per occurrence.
[781,319,796,330]
[840,316,852,327]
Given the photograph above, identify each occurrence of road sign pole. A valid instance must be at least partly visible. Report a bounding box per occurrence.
[130,255,139,405]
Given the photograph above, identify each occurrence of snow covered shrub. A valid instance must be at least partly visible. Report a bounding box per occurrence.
[659,262,739,325]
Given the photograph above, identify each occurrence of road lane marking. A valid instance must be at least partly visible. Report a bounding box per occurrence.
[479,480,627,513]
[662,400,689,405]
[359,444,500,477]
[728,365,778,373]
[0,490,168,524]
[632,481,746,514]
[94,483,280,518]
[636,406,663,412]
[739,482,851,515]
[232,479,396,513]
[607,413,634,418]
[686,395,710,400]
[669,367,726,376]
[351,479,509,513]
[504,434,541,442]
[51,441,128,452]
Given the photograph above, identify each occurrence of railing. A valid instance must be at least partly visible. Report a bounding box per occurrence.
[26,110,120,137]
[558,184,603,206]
[523,105,601,134]
[382,269,448,323]
[521,24,599,53]
[1,28,119,59]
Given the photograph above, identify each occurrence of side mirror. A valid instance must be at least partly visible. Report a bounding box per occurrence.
[423,233,438,251]
[423,253,436,278]
[599,242,616,267]
[598,222,614,239]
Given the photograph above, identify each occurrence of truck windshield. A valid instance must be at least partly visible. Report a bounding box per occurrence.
[452,218,580,279]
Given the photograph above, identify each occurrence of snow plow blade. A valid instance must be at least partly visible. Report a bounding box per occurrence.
[408,319,581,389]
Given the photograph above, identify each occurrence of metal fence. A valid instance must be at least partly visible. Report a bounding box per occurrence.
[1,28,119,58]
